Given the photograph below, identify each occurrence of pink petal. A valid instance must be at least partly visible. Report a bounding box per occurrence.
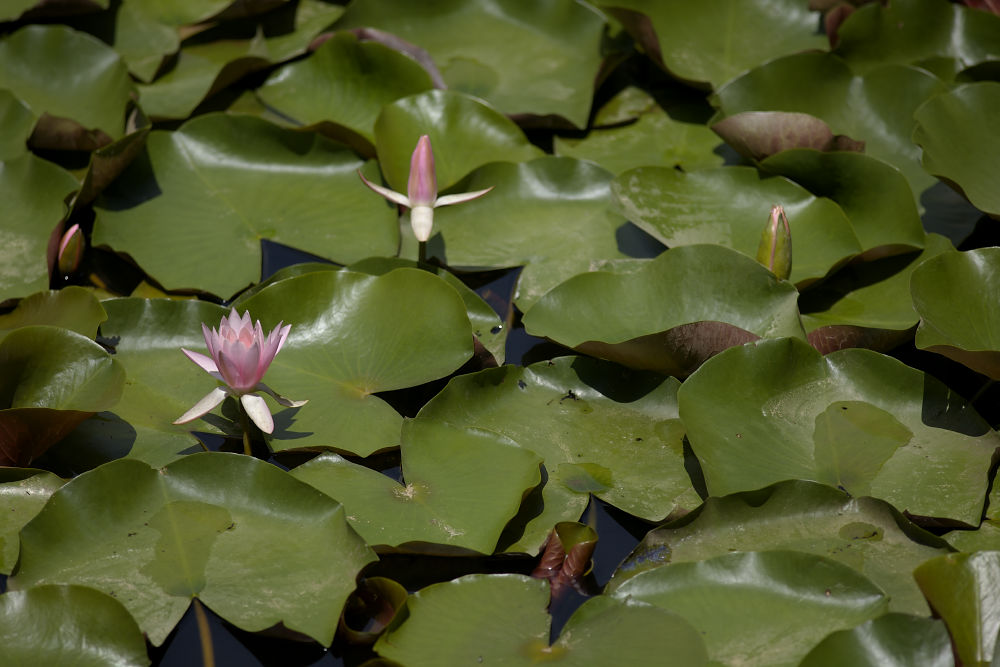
[434,186,494,207]
[217,341,262,393]
[182,348,219,374]
[241,393,274,433]
[358,170,410,207]
[407,135,437,207]
[174,386,228,425]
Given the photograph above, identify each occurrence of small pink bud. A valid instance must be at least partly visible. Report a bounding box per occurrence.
[407,135,437,207]
[756,205,792,280]
[57,224,84,274]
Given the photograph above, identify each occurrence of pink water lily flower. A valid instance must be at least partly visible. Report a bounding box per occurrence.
[174,309,306,434]
[359,134,493,242]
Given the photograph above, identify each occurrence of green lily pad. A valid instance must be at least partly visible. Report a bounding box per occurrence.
[233,269,475,456]
[374,574,709,666]
[911,246,1000,378]
[609,480,952,615]
[760,150,926,255]
[0,326,125,467]
[611,165,861,286]
[0,469,64,574]
[799,613,954,667]
[10,453,377,647]
[610,550,889,667]
[513,256,651,314]
[257,32,433,153]
[136,2,344,119]
[0,585,149,667]
[914,551,1000,667]
[373,89,544,193]
[678,337,999,525]
[554,106,723,174]
[336,0,606,128]
[111,1,180,82]
[913,82,1000,217]
[0,288,106,342]
[834,0,1000,74]
[1,152,79,304]
[93,113,397,299]
[521,245,805,376]
[713,53,948,198]
[0,90,35,160]
[0,25,132,145]
[431,157,627,270]
[416,356,699,553]
[947,521,1000,552]
[601,0,827,88]
[291,419,542,554]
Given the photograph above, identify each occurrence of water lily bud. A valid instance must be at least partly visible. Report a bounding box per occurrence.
[407,135,437,208]
[756,205,791,280]
[57,223,84,274]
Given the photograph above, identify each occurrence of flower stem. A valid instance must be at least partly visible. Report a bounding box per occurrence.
[238,402,254,457]
[193,599,215,667]
[418,240,427,265]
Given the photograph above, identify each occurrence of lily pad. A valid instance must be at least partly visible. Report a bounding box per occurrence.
[256,32,434,153]
[554,106,723,174]
[291,419,542,554]
[678,337,1000,525]
[711,111,865,162]
[1,152,79,304]
[608,479,952,615]
[911,246,1000,379]
[93,113,397,298]
[914,551,1000,667]
[521,245,805,376]
[0,25,132,145]
[0,585,149,667]
[601,0,827,88]
[913,81,1000,217]
[0,90,35,160]
[416,356,699,553]
[610,550,889,667]
[611,165,861,286]
[712,53,948,198]
[0,468,64,574]
[111,1,180,82]
[10,453,377,646]
[431,157,627,270]
[373,89,544,193]
[0,288,106,342]
[374,574,709,667]
[0,326,125,467]
[799,613,954,667]
[336,0,606,128]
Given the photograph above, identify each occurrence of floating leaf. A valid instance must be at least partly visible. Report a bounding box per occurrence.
[914,551,1000,666]
[417,356,699,553]
[678,337,999,525]
[799,613,954,667]
[0,469,64,574]
[602,0,827,88]
[93,113,397,298]
[0,288,106,342]
[0,585,149,667]
[336,0,606,127]
[292,420,541,554]
[374,574,709,666]
[711,111,864,162]
[0,90,34,160]
[611,165,861,285]
[611,550,888,667]
[911,246,1000,378]
[913,81,1000,217]
[11,453,377,647]
[522,245,805,376]
[609,480,952,615]
[373,89,544,193]
[339,577,408,645]
[257,32,433,153]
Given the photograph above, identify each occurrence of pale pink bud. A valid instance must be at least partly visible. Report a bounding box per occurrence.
[407,135,437,207]
[57,223,83,274]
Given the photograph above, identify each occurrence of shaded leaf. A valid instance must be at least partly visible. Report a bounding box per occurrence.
[0,90,35,160]
[0,469,64,575]
[799,613,954,667]
[712,111,864,162]
[0,288,106,341]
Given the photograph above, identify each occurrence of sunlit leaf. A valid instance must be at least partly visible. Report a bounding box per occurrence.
[0,468,64,574]
[799,613,954,667]
[0,288,106,342]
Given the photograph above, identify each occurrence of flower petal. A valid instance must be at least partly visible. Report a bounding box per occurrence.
[358,170,410,207]
[241,393,274,434]
[434,186,494,207]
[407,134,437,207]
[182,348,219,374]
[173,386,228,425]
[257,382,308,408]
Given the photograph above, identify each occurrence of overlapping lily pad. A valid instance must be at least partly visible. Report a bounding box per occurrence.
[0,585,149,667]
[678,337,999,525]
[374,574,709,666]
[611,165,861,285]
[911,246,1000,378]
[0,468,64,574]
[291,419,542,553]
[416,356,699,553]
[610,550,889,667]
[336,0,606,128]
[521,245,805,376]
[0,90,34,160]
[913,82,1000,217]
[10,453,377,646]
[0,288,106,341]
[608,480,952,615]
[799,614,954,667]
[712,53,948,197]
[93,113,398,298]
[602,0,827,88]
